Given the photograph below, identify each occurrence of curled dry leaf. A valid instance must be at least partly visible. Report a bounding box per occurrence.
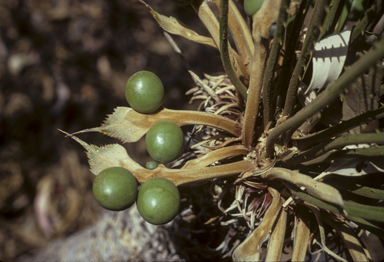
[252,0,282,39]
[232,187,282,261]
[191,0,220,46]
[182,144,248,169]
[242,0,282,148]
[61,131,254,186]
[140,0,217,49]
[322,214,371,262]
[291,207,311,262]
[189,70,220,102]
[70,107,242,143]
[265,201,287,261]
[307,204,349,262]
[234,158,277,184]
[263,167,344,208]
[212,0,254,71]
[191,0,248,79]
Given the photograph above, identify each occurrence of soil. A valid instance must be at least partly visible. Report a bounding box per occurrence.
[0,0,227,260]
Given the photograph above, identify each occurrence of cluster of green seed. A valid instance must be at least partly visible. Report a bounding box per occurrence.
[92,71,183,225]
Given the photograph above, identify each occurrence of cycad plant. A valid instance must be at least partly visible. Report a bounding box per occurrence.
[63,0,384,261]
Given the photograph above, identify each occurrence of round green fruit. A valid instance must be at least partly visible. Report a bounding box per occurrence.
[93,167,138,211]
[244,0,264,17]
[137,177,180,225]
[146,160,158,170]
[125,70,164,113]
[145,121,184,164]
[268,23,276,38]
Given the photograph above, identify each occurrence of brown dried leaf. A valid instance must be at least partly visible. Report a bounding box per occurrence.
[191,0,248,79]
[183,144,248,169]
[235,158,277,184]
[62,131,254,186]
[242,0,282,147]
[71,107,242,143]
[263,167,344,208]
[307,204,348,262]
[291,207,311,261]
[265,202,287,261]
[191,0,220,45]
[204,215,221,225]
[189,70,220,102]
[232,187,282,261]
[212,0,254,72]
[322,214,371,262]
[65,133,142,177]
[252,0,282,39]
[140,1,217,49]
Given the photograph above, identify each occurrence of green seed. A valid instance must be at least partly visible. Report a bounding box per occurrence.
[268,23,276,38]
[125,70,164,113]
[145,121,184,164]
[146,160,158,170]
[243,0,265,17]
[93,167,138,211]
[137,177,180,225]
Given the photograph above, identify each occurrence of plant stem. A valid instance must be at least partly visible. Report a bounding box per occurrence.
[344,200,384,223]
[287,182,384,223]
[263,0,290,128]
[320,0,346,39]
[285,132,384,165]
[272,0,311,117]
[334,0,352,33]
[265,34,384,158]
[158,159,255,186]
[242,0,282,148]
[81,107,243,143]
[327,178,384,200]
[297,145,384,165]
[347,215,384,239]
[219,0,248,100]
[351,0,384,44]
[213,0,254,73]
[293,106,384,150]
[283,0,329,117]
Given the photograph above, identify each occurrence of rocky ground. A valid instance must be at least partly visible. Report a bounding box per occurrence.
[0,0,229,260]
